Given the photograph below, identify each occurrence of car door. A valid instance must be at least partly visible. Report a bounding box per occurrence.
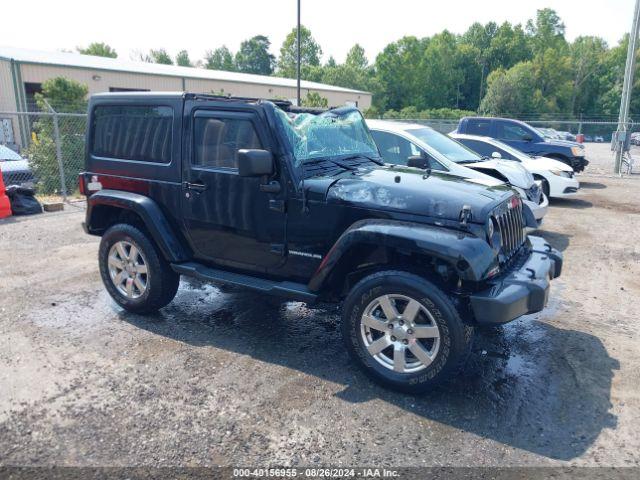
[181,108,286,273]
[495,121,536,153]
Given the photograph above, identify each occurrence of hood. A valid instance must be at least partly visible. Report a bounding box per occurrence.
[523,156,574,172]
[307,165,513,223]
[0,159,31,173]
[466,159,534,189]
[543,138,582,149]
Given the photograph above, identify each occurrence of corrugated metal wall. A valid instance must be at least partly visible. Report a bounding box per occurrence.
[16,64,371,110]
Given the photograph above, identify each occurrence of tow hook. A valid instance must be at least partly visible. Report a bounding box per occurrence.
[526,268,536,279]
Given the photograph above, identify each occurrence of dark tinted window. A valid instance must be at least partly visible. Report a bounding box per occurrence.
[465,119,491,135]
[459,139,516,160]
[458,139,494,157]
[194,117,262,169]
[370,130,413,164]
[92,105,173,163]
[496,122,531,141]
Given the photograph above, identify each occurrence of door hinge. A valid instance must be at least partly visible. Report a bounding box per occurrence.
[270,244,286,256]
[269,199,286,213]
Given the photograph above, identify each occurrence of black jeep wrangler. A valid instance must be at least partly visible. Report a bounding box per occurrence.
[81,92,562,393]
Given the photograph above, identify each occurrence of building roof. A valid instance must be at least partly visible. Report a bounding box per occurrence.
[0,46,369,95]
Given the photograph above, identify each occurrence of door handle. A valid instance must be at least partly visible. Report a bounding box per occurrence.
[184,181,208,192]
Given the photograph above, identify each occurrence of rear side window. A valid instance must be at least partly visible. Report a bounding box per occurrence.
[370,130,413,165]
[91,105,173,163]
[465,120,491,135]
[459,139,494,157]
[193,117,262,169]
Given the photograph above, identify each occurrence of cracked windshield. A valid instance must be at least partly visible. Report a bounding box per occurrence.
[275,107,380,168]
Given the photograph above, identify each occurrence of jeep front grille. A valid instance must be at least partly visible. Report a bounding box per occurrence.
[495,198,525,260]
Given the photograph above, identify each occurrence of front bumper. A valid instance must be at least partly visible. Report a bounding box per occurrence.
[571,157,589,172]
[468,236,562,325]
[549,176,580,198]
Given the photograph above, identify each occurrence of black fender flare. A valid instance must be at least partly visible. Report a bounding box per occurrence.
[86,189,190,262]
[308,219,498,292]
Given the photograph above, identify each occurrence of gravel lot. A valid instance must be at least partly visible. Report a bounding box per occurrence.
[0,144,639,468]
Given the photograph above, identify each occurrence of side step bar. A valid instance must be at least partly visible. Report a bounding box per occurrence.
[171,262,318,304]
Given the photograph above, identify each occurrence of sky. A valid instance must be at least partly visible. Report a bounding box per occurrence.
[2,0,635,64]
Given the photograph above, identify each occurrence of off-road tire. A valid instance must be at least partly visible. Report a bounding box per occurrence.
[99,223,180,314]
[341,270,473,393]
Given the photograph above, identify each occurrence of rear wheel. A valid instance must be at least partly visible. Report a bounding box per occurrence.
[341,270,473,393]
[99,223,180,314]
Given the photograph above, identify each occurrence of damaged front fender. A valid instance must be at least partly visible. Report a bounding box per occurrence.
[308,219,498,292]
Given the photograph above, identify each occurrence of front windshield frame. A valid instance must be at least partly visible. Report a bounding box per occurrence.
[406,127,483,163]
[273,106,381,171]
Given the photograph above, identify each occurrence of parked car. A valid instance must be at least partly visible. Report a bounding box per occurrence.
[81,92,562,393]
[538,128,562,140]
[0,144,35,187]
[455,117,588,172]
[367,120,547,226]
[557,131,577,142]
[583,135,594,143]
[594,135,604,143]
[450,133,580,199]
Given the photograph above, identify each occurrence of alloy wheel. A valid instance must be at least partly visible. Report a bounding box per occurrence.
[360,294,440,373]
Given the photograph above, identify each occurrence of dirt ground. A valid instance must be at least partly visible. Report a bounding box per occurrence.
[0,144,639,468]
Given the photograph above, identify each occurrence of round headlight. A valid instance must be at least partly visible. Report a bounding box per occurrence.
[487,216,502,250]
[486,216,494,240]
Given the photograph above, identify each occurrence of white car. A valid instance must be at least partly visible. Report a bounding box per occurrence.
[367,120,548,225]
[450,133,580,199]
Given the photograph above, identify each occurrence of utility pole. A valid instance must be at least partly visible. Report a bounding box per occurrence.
[614,0,640,174]
[296,0,301,106]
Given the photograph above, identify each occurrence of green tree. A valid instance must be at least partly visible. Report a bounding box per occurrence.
[345,44,368,70]
[374,36,426,111]
[321,45,374,93]
[569,36,608,115]
[277,25,322,78]
[301,91,328,108]
[140,49,173,65]
[526,8,567,54]
[77,42,117,58]
[175,50,193,67]
[235,35,275,75]
[25,77,88,194]
[480,63,538,115]
[204,46,235,71]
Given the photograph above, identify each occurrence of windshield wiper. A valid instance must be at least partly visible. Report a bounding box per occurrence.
[339,154,385,166]
[458,158,483,164]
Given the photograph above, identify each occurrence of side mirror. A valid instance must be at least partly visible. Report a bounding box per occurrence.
[491,151,502,159]
[238,149,273,177]
[522,134,533,142]
[407,154,429,169]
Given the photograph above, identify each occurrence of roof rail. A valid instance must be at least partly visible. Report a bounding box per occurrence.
[186,93,292,107]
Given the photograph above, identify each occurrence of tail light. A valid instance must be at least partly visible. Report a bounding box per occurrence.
[78,174,86,195]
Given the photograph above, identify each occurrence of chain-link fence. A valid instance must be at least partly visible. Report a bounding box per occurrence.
[382,117,640,142]
[0,110,87,200]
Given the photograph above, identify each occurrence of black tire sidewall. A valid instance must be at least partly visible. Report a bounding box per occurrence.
[99,224,176,313]
[342,271,470,393]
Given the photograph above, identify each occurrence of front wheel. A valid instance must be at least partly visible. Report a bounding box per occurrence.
[341,271,473,393]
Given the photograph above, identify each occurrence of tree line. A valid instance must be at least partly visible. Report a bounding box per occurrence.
[76,8,637,119]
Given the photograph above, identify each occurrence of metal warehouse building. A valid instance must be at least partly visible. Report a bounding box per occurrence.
[0,46,371,147]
